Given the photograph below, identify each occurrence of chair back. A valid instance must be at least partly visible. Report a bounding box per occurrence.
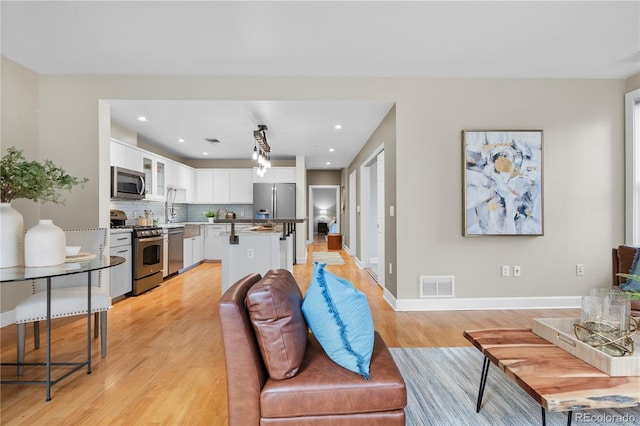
[33,228,107,293]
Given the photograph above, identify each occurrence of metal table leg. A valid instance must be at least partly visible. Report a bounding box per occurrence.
[46,277,51,401]
[476,355,490,412]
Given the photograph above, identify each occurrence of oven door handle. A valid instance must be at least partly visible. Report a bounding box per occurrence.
[137,236,164,243]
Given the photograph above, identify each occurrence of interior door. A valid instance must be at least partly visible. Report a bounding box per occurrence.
[376,151,385,287]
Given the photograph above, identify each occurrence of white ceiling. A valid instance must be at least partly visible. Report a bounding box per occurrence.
[2,1,639,169]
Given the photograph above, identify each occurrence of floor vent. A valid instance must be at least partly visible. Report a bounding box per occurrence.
[419,275,455,298]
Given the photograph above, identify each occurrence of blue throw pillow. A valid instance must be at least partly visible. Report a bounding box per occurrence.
[620,249,640,292]
[301,262,374,379]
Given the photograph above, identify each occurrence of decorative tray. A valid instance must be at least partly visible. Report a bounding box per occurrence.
[532,318,639,376]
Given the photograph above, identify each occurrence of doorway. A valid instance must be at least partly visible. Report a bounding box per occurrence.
[308,185,341,243]
[360,145,385,288]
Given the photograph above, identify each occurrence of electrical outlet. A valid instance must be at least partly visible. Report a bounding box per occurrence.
[576,264,584,276]
[247,248,254,259]
[501,265,510,277]
[513,265,521,277]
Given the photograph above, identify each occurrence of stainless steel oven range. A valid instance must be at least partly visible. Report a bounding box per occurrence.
[131,227,164,295]
[110,209,164,296]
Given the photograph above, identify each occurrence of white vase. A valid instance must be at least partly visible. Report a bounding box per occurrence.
[0,203,25,268]
[24,219,66,267]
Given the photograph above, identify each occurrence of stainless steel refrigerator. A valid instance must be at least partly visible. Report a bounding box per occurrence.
[253,183,296,219]
[253,183,296,264]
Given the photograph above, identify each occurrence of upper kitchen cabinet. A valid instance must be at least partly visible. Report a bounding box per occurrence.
[142,154,165,200]
[196,169,214,202]
[166,160,187,189]
[229,169,253,203]
[185,167,197,203]
[194,168,253,203]
[213,170,230,203]
[110,139,142,172]
[253,167,296,183]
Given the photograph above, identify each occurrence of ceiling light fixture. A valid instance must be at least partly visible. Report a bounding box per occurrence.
[253,124,271,177]
[137,116,148,122]
[329,148,335,152]
[334,124,342,130]
[178,138,185,143]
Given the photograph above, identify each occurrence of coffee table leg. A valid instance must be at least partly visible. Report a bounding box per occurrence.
[541,407,572,426]
[476,355,490,412]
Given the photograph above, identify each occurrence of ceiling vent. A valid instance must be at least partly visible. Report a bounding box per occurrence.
[419,275,455,298]
[205,138,221,144]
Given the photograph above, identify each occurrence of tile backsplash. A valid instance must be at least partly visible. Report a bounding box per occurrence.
[110,201,253,225]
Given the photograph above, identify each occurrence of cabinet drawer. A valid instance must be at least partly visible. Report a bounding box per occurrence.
[110,232,132,247]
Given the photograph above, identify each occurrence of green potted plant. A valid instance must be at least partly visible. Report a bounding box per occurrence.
[203,210,216,223]
[0,147,88,267]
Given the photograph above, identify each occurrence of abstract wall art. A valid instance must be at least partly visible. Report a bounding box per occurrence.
[462,130,543,236]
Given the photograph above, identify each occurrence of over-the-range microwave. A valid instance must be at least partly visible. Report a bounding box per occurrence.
[111,166,146,200]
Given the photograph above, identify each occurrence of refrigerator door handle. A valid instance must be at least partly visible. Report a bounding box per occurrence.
[273,184,277,218]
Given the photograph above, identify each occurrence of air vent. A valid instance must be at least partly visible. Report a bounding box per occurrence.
[205,138,221,144]
[419,275,455,298]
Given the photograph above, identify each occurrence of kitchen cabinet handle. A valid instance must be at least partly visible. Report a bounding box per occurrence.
[116,249,129,254]
[116,237,128,241]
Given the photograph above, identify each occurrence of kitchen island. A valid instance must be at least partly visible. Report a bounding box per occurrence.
[216,218,305,293]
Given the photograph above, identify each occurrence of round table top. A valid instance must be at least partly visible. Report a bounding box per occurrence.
[0,256,125,283]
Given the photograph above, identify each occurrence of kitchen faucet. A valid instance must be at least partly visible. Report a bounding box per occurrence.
[165,187,177,223]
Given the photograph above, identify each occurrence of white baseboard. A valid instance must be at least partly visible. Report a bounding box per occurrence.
[382,294,581,311]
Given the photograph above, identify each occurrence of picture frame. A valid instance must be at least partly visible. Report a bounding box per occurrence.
[462,130,543,236]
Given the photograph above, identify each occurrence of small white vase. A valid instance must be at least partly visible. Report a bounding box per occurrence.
[0,203,24,268]
[24,219,66,267]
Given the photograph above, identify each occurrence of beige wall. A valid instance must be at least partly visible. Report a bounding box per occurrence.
[2,58,627,305]
[346,106,397,295]
[1,57,41,311]
[307,170,341,186]
[625,72,640,92]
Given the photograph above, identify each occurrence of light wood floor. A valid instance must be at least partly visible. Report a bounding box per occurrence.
[0,240,579,425]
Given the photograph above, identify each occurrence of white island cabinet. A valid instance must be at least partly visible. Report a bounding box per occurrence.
[221,231,284,293]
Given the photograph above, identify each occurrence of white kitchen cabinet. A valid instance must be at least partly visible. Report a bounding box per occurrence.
[213,170,230,203]
[204,224,226,261]
[166,160,187,189]
[183,228,204,268]
[185,167,197,203]
[253,167,296,183]
[109,232,132,298]
[142,154,166,200]
[196,169,214,202]
[110,139,142,172]
[229,169,253,203]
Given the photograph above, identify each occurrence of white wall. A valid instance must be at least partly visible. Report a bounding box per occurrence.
[3,61,627,305]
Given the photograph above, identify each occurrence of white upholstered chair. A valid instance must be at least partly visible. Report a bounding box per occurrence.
[14,228,112,374]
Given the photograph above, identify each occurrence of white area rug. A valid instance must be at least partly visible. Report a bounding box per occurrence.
[312,252,345,265]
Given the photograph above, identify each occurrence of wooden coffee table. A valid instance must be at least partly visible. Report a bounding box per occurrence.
[463,328,640,426]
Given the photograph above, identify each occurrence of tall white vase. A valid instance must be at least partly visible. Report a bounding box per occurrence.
[24,219,66,267]
[0,203,25,268]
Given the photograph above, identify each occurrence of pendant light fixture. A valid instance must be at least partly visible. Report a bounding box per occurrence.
[252,124,271,176]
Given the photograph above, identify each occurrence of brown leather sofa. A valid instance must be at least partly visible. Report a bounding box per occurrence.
[612,245,640,316]
[219,272,407,425]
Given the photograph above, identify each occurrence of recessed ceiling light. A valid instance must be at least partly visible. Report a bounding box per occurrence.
[203,152,208,156]
[178,138,185,143]
[329,148,335,152]
[334,124,342,130]
[137,116,148,122]
[326,161,331,165]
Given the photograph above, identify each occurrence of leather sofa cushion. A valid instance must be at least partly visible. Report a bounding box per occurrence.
[260,332,406,418]
[246,269,308,380]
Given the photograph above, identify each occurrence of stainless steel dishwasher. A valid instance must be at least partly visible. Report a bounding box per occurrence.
[167,227,184,276]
